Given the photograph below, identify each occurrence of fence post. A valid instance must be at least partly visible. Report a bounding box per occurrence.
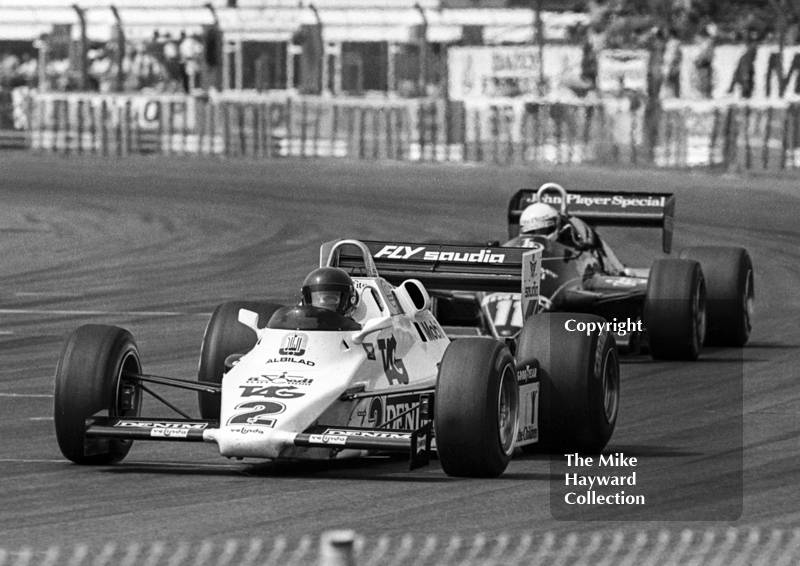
[314,102,322,158]
[330,104,339,158]
[318,530,356,566]
[266,102,275,158]
[372,107,380,159]
[762,106,772,170]
[120,99,130,156]
[381,107,390,160]
[359,107,367,159]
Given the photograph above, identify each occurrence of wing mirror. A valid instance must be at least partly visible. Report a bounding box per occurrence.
[238,309,260,334]
[351,316,393,344]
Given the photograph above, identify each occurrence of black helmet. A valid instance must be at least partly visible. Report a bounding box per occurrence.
[301,267,358,316]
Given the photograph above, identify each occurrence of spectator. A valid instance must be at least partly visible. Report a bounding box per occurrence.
[18,53,38,88]
[728,30,757,99]
[662,28,682,98]
[580,36,598,91]
[693,24,717,99]
[179,32,203,92]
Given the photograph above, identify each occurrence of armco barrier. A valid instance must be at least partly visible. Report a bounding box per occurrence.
[1,528,799,566]
[0,88,31,150]
[25,92,629,166]
[655,99,800,171]
[27,92,457,163]
[19,91,800,171]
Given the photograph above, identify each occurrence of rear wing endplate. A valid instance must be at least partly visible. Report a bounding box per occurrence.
[508,188,676,253]
[320,239,542,319]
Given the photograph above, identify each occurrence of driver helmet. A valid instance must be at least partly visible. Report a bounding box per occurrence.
[520,202,560,238]
[301,267,358,316]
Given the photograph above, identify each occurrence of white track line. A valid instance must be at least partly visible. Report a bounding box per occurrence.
[0,309,209,317]
[0,393,53,398]
[0,459,67,463]
[14,292,85,298]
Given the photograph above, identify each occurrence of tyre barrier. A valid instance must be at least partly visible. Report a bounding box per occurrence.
[1,528,798,566]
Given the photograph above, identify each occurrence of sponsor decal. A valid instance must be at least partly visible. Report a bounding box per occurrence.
[523,255,541,300]
[377,336,408,385]
[226,401,284,427]
[309,434,348,445]
[379,280,400,311]
[605,277,640,287]
[150,428,190,438]
[423,250,506,263]
[517,425,537,442]
[366,393,422,430]
[374,245,506,264]
[230,426,265,435]
[375,245,425,260]
[362,343,376,360]
[539,193,666,209]
[414,320,445,342]
[517,365,538,385]
[264,357,315,366]
[516,382,540,446]
[239,385,305,399]
[323,429,412,440]
[246,373,313,386]
[279,333,308,356]
[115,421,208,430]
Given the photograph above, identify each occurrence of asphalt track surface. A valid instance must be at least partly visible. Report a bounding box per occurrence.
[1,153,799,555]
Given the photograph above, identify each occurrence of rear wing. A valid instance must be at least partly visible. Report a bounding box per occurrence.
[508,188,676,253]
[320,239,542,319]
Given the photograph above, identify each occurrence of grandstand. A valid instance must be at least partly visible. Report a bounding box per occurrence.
[0,0,586,94]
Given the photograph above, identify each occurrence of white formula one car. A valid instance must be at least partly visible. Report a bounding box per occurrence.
[54,239,620,478]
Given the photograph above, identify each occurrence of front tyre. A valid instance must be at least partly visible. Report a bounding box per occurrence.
[198,301,282,419]
[679,246,754,346]
[516,313,619,454]
[54,325,142,465]
[644,259,706,361]
[435,338,518,478]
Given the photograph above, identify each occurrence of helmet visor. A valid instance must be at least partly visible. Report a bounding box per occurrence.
[310,290,346,312]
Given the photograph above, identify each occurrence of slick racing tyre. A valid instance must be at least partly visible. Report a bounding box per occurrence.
[198,301,282,419]
[644,259,706,361]
[516,313,619,454]
[54,325,142,465]
[679,246,754,347]
[435,338,518,478]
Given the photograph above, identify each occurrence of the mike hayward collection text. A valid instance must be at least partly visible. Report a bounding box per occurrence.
[564,453,646,505]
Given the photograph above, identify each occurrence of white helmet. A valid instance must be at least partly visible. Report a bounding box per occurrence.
[520,202,560,237]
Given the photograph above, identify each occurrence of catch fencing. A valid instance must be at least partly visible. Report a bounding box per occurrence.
[7,89,800,172]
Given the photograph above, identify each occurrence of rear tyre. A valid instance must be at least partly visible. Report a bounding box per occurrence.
[54,325,142,465]
[198,301,282,419]
[644,259,706,361]
[435,338,518,478]
[516,313,619,454]
[679,246,754,346]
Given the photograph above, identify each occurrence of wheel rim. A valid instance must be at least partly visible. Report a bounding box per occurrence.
[115,351,142,418]
[497,364,519,455]
[743,268,754,336]
[693,276,707,351]
[602,349,619,424]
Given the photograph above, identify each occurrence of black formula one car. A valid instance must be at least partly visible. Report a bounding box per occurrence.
[433,183,753,361]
